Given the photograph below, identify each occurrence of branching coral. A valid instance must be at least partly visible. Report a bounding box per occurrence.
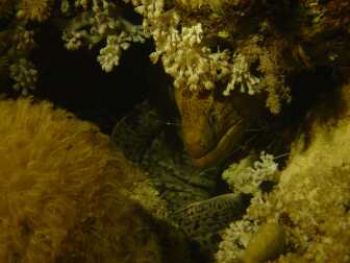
[222,151,279,195]
[9,58,38,95]
[0,0,53,92]
[127,0,349,113]
[1,0,348,111]
[0,0,52,93]
[0,0,348,112]
[0,22,38,94]
[0,97,192,263]
[0,0,147,94]
[216,151,280,262]
[62,0,146,72]
[127,0,291,113]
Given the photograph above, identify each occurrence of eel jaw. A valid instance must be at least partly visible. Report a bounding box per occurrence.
[189,120,246,168]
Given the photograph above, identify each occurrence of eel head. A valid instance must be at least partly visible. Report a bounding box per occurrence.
[175,87,263,167]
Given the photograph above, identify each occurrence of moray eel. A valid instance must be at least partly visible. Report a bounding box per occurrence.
[170,193,248,250]
[111,92,262,253]
[111,102,250,253]
[174,88,263,167]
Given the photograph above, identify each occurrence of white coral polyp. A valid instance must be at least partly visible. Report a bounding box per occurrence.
[224,53,261,96]
[97,36,122,72]
[222,152,278,195]
[152,21,232,91]
[216,218,259,263]
[97,27,144,72]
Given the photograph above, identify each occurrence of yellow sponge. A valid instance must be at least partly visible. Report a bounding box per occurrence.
[0,98,187,263]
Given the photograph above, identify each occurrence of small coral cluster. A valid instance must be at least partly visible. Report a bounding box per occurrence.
[0,0,54,94]
[61,0,146,72]
[215,82,350,263]
[0,0,145,93]
[222,151,279,195]
[134,0,290,113]
[0,97,190,263]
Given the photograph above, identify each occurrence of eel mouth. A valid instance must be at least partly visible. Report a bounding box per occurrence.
[189,119,245,167]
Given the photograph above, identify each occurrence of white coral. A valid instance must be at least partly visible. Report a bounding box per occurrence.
[143,5,264,95]
[216,218,259,263]
[62,0,146,71]
[136,0,289,113]
[150,21,231,91]
[223,53,262,96]
[222,152,279,195]
[97,34,130,72]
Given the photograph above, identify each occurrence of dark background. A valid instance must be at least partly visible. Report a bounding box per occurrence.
[29,23,160,134]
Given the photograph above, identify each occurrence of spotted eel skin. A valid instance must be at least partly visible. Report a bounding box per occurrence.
[111,101,248,252]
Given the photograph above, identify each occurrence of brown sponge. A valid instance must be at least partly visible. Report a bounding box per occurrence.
[0,98,189,263]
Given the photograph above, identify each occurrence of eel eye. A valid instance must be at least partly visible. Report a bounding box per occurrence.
[208,110,217,126]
